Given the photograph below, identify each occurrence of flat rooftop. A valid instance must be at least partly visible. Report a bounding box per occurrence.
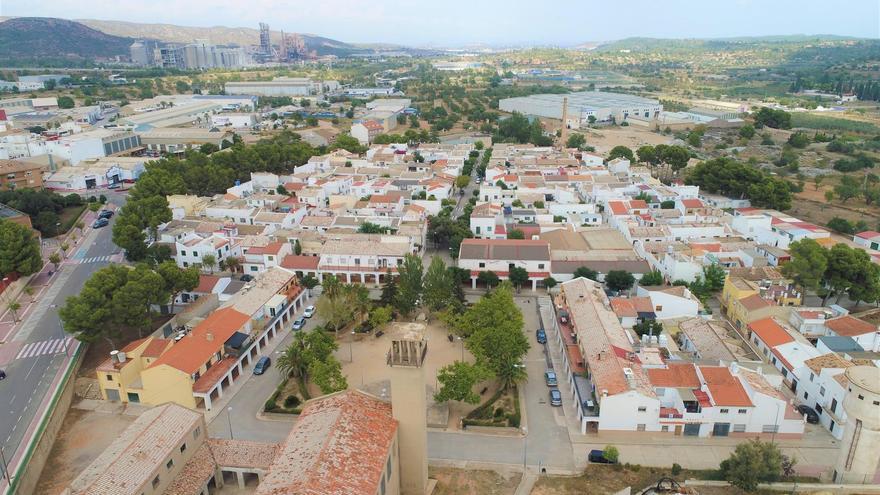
[502,91,660,110]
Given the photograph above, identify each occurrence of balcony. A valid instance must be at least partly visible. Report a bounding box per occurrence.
[660,407,683,419]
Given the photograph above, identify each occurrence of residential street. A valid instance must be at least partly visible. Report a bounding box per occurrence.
[0,192,125,483]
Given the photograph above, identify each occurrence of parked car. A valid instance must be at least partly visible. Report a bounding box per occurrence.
[107,183,122,189]
[240,274,254,282]
[549,388,562,406]
[303,306,315,318]
[536,328,547,344]
[253,356,271,375]
[92,218,109,229]
[797,404,820,424]
[588,449,617,464]
[292,316,306,330]
[544,370,558,386]
[98,210,114,219]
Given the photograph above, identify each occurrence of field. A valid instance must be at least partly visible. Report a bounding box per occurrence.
[790,112,880,133]
[429,467,520,495]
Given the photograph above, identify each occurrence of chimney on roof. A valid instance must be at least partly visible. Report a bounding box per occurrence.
[206,332,214,342]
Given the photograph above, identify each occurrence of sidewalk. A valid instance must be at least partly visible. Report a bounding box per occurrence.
[0,207,101,344]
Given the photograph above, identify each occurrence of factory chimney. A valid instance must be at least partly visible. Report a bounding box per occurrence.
[559,96,569,149]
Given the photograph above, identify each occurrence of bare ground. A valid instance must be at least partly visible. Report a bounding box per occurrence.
[429,466,520,495]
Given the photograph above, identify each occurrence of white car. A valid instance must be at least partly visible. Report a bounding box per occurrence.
[303,306,316,318]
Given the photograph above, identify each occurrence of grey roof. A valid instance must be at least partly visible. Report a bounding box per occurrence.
[458,240,550,262]
[552,259,651,275]
[818,335,863,352]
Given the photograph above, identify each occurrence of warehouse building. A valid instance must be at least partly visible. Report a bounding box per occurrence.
[499,91,662,127]
[225,78,339,97]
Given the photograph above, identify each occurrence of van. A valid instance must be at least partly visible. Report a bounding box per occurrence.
[253,356,271,375]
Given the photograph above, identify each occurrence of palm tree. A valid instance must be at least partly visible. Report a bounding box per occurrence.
[8,302,21,322]
[276,334,311,399]
[224,256,241,273]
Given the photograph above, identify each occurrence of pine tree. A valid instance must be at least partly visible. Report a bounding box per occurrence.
[380,269,397,306]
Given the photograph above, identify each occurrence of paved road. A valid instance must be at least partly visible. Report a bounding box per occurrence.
[0,192,126,482]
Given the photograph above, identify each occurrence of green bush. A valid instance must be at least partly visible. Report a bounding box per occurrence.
[284,395,301,408]
[493,407,505,418]
[672,463,682,475]
[264,399,277,412]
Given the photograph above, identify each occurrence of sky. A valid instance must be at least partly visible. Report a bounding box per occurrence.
[2,0,879,46]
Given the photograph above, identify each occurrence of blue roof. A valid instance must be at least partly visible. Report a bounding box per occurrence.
[818,335,862,352]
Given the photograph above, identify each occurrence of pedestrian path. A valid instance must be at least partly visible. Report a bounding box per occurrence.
[15,337,74,360]
[75,255,113,264]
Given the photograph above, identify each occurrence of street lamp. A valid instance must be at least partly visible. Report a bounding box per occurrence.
[349,331,355,363]
[0,445,10,485]
[522,426,529,473]
[457,336,464,362]
[226,406,234,440]
[771,401,782,444]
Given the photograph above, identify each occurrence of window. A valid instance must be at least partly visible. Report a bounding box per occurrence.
[183,262,189,267]
[762,425,779,433]
[180,443,187,454]
[538,263,545,269]
[250,266,258,272]
[655,305,663,311]
[193,427,201,439]
[106,374,113,381]
[809,372,814,382]
[720,408,729,414]
[804,391,809,400]
[738,409,747,414]
[858,395,865,400]
[661,425,669,432]
[820,386,826,396]
[166,459,174,469]
[831,398,838,413]
[478,262,485,268]
[637,406,647,412]
[181,250,187,256]
[637,424,646,431]
[268,255,274,261]
[152,476,160,489]
[733,424,747,433]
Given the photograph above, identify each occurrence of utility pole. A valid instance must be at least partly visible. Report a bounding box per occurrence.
[226,406,234,439]
[0,446,11,485]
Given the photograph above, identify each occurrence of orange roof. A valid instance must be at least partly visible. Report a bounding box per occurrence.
[699,366,753,407]
[648,364,701,388]
[748,318,794,348]
[122,338,148,353]
[281,254,320,270]
[195,275,220,293]
[681,198,704,208]
[825,315,876,337]
[608,201,627,215]
[148,307,251,375]
[739,294,772,311]
[142,338,171,358]
[629,199,648,209]
[610,298,637,318]
[247,242,285,256]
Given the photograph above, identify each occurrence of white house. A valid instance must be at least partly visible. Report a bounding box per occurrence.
[795,353,854,439]
[457,238,551,290]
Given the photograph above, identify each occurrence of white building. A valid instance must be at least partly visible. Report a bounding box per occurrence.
[45,129,140,165]
[457,239,552,291]
[211,113,258,129]
[499,91,662,126]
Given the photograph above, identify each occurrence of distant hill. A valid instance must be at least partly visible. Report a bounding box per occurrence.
[0,17,133,63]
[77,18,359,57]
[595,35,862,53]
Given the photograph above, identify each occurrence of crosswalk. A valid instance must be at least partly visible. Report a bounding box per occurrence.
[16,337,74,360]
[75,255,113,264]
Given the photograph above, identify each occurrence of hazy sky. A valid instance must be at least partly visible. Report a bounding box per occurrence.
[2,0,879,46]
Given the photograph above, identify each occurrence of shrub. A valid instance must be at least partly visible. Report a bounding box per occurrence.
[494,407,505,418]
[264,399,277,412]
[284,395,301,408]
[672,463,682,475]
[604,445,620,463]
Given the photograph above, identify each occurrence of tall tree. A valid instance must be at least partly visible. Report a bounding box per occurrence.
[423,256,454,312]
[782,239,828,293]
[0,219,42,277]
[59,265,130,347]
[605,270,635,292]
[720,439,784,492]
[573,266,598,281]
[434,361,491,404]
[201,254,217,274]
[508,266,529,291]
[157,261,200,313]
[608,145,634,162]
[379,270,398,306]
[395,254,424,316]
[112,264,169,337]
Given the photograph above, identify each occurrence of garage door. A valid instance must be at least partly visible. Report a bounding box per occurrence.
[683,423,700,436]
[105,389,120,402]
[713,423,731,437]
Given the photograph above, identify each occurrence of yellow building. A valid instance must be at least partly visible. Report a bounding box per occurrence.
[721,267,801,327]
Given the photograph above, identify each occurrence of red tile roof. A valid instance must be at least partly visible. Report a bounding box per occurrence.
[648,364,701,388]
[142,338,171,358]
[148,307,251,374]
[681,198,704,208]
[195,275,220,293]
[281,254,320,270]
[610,298,637,318]
[247,242,285,256]
[629,199,648,209]
[856,230,880,239]
[825,315,876,337]
[700,366,753,407]
[256,390,397,495]
[748,318,794,348]
[608,201,627,215]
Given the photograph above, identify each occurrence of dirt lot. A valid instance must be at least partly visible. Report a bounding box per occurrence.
[581,126,673,154]
[429,466,520,495]
[531,465,779,495]
[34,407,136,495]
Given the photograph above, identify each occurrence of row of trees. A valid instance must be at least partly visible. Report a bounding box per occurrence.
[59,262,199,346]
[0,189,86,236]
[685,158,793,211]
[783,239,880,307]
[634,144,692,182]
[0,220,43,278]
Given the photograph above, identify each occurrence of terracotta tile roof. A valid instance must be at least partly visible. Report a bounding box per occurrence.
[281,254,320,270]
[121,338,148,353]
[610,298,637,318]
[194,275,220,293]
[739,293,772,311]
[247,241,285,256]
[148,307,251,374]
[68,403,202,495]
[192,356,238,394]
[699,366,753,407]
[825,315,876,337]
[629,199,648,209]
[256,390,397,495]
[804,353,855,374]
[749,318,794,348]
[459,238,551,261]
[206,438,279,470]
[608,201,628,215]
[648,363,701,388]
[856,230,880,239]
[681,198,704,208]
[142,338,171,358]
[164,443,215,495]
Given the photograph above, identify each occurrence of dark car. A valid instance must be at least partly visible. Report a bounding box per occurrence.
[588,449,617,464]
[240,274,254,282]
[92,218,109,229]
[797,404,820,424]
[253,356,271,375]
[544,370,558,386]
[98,210,114,219]
[549,388,562,406]
[536,328,547,344]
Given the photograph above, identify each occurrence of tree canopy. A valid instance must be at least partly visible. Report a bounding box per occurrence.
[685,158,792,210]
[0,219,43,277]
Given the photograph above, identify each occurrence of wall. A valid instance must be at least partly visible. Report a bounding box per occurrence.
[11,347,83,495]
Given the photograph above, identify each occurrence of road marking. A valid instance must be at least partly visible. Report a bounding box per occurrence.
[16,337,73,360]
[24,359,39,380]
